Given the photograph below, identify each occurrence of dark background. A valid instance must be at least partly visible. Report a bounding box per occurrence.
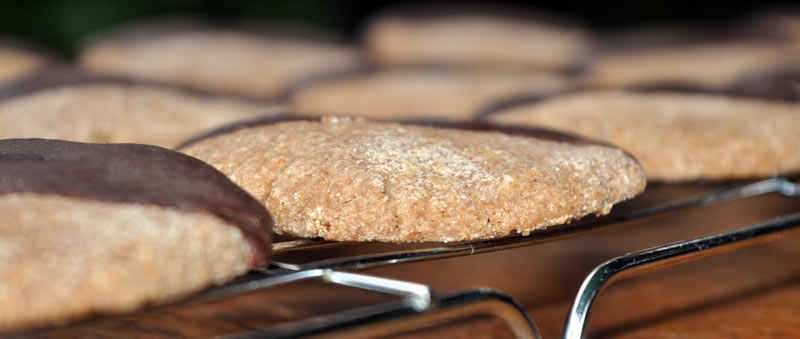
[0,0,797,56]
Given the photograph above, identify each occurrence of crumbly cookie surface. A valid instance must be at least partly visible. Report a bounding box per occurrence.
[290,68,573,120]
[0,194,252,331]
[181,116,645,242]
[80,31,361,98]
[0,83,282,147]
[487,90,800,181]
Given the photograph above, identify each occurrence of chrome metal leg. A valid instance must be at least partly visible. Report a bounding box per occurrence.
[227,287,541,339]
[563,211,800,339]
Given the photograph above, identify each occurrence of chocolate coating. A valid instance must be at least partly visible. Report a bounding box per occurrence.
[474,90,575,120]
[0,65,111,101]
[0,65,272,103]
[475,79,800,120]
[0,139,272,266]
[176,114,314,149]
[177,114,609,151]
[729,69,800,102]
[589,24,790,54]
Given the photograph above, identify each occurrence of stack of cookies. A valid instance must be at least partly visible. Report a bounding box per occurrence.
[1,5,799,334]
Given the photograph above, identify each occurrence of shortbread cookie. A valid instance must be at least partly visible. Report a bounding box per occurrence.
[583,27,800,88]
[0,139,272,331]
[180,116,645,242]
[366,6,589,70]
[289,67,574,121]
[0,41,51,86]
[0,67,282,148]
[483,90,800,181]
[79,18,363,98]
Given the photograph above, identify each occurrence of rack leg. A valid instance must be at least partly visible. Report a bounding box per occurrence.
[563,211,800,339]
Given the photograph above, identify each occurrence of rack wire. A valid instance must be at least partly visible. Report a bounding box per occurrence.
[30,178,800,338]
[158,177,798,338]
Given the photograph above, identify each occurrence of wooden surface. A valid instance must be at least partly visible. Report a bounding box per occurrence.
[10,183,800,338]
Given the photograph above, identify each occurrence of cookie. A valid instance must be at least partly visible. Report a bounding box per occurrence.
[0,67,283,148]
[583,26,800,88]
[483,90,800,181]
[0,139,272,331]
[289,67,574,121]
[365,6,589,70]
[0,40,51,86]
[180,116,645,243]
[78,18,363,98]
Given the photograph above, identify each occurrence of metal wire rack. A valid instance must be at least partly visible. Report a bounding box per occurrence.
[29,178,800,338]
[152,177,799,339]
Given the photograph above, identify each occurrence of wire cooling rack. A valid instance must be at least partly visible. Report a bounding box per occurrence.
[168,177,800,338]
[22,178,800,338]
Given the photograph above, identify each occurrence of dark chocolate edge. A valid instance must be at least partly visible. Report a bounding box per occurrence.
[727,68,800,101]
[475,80,800,121]
[282,64,583,103]
[473,84,800,182]
[0,139,273,267]
[587,22,795,56]
[473,87,590,121]
[579,19,800,76]
[0,64,280,104]
[278,65,382,101]
[176,112,618,152]
[175,113,313,149]
[283,64,503,101]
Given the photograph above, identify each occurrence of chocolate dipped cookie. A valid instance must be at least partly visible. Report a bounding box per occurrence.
[0,139,272,331]
[180,116,645,243]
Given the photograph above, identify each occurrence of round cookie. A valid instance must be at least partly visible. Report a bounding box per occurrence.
[582,27,800,88]
[0,139,272,331]
[482,90,800,181]
[180,116,645,243]
[0,67,283,148]
[0,40,52,86]
[289,67,575,121]
[365,6,589,70]
[79,18,363,98]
